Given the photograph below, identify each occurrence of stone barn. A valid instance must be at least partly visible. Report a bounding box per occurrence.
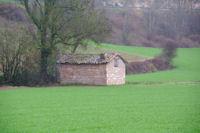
[56,53,126,85]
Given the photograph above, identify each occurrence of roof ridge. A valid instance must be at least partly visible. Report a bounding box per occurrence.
[56,53,125,64]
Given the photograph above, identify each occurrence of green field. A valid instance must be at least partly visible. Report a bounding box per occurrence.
[127,48,200,83]
[68,44,149,62]
[0,44,200,133]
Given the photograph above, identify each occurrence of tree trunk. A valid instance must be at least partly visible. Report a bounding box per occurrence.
[72,44,79,54]
[40,48,49,83]
[40,30,49,83]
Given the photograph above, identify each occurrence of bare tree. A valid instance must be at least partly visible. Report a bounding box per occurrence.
[144,0,157,40]
[122,11,130,45]
[0,22,34,83]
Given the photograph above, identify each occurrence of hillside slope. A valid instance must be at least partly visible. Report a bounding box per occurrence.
[0,2,29,23]
[0,2,200,48]
[103,8,200,48]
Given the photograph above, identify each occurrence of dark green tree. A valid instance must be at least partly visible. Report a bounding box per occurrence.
[20,0,110,83]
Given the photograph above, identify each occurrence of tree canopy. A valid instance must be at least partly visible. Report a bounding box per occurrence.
[20,0,110,83]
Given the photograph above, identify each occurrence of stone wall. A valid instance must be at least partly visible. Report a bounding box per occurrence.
[58,56,126,85]
[58,64,107,85]
[106,57,126,85]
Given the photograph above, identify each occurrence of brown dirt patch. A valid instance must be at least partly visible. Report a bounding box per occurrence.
[0,85,98,91]
[0,86,30,91]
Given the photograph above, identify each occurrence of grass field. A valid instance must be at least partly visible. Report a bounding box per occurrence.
[0,44,200,133]
[97,43,162,57]
[126,48,200,83]
[69,44,149,62]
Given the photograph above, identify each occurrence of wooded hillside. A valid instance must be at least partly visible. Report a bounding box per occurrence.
[0,1,200,48]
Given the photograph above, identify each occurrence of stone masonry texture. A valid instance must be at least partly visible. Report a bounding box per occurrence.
[58,57,125,85]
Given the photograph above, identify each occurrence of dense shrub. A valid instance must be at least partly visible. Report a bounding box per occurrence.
[159,39,178,64]
[189,34,200,44]
[0,21,52,86]
[0,22,34,83]
[126,57,174,75]
[0,75,4,85]
[11,70,40,86]
[140,38,155,47]
[127,38,177,74]
[126,60,156,74]
[151,57,173,70]
[1,53,58,86]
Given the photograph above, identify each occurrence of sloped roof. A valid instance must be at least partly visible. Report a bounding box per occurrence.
[56,53,127,64]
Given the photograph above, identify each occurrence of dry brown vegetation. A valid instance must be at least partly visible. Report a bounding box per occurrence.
[103,8,200,48]
[0,2,199,48]
[0,2,29,23]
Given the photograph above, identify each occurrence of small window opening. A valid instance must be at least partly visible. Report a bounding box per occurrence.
[114,59,119,67]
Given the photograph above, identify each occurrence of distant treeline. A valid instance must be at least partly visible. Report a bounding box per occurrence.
[101,1,200,48]
[95,0,200,9]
